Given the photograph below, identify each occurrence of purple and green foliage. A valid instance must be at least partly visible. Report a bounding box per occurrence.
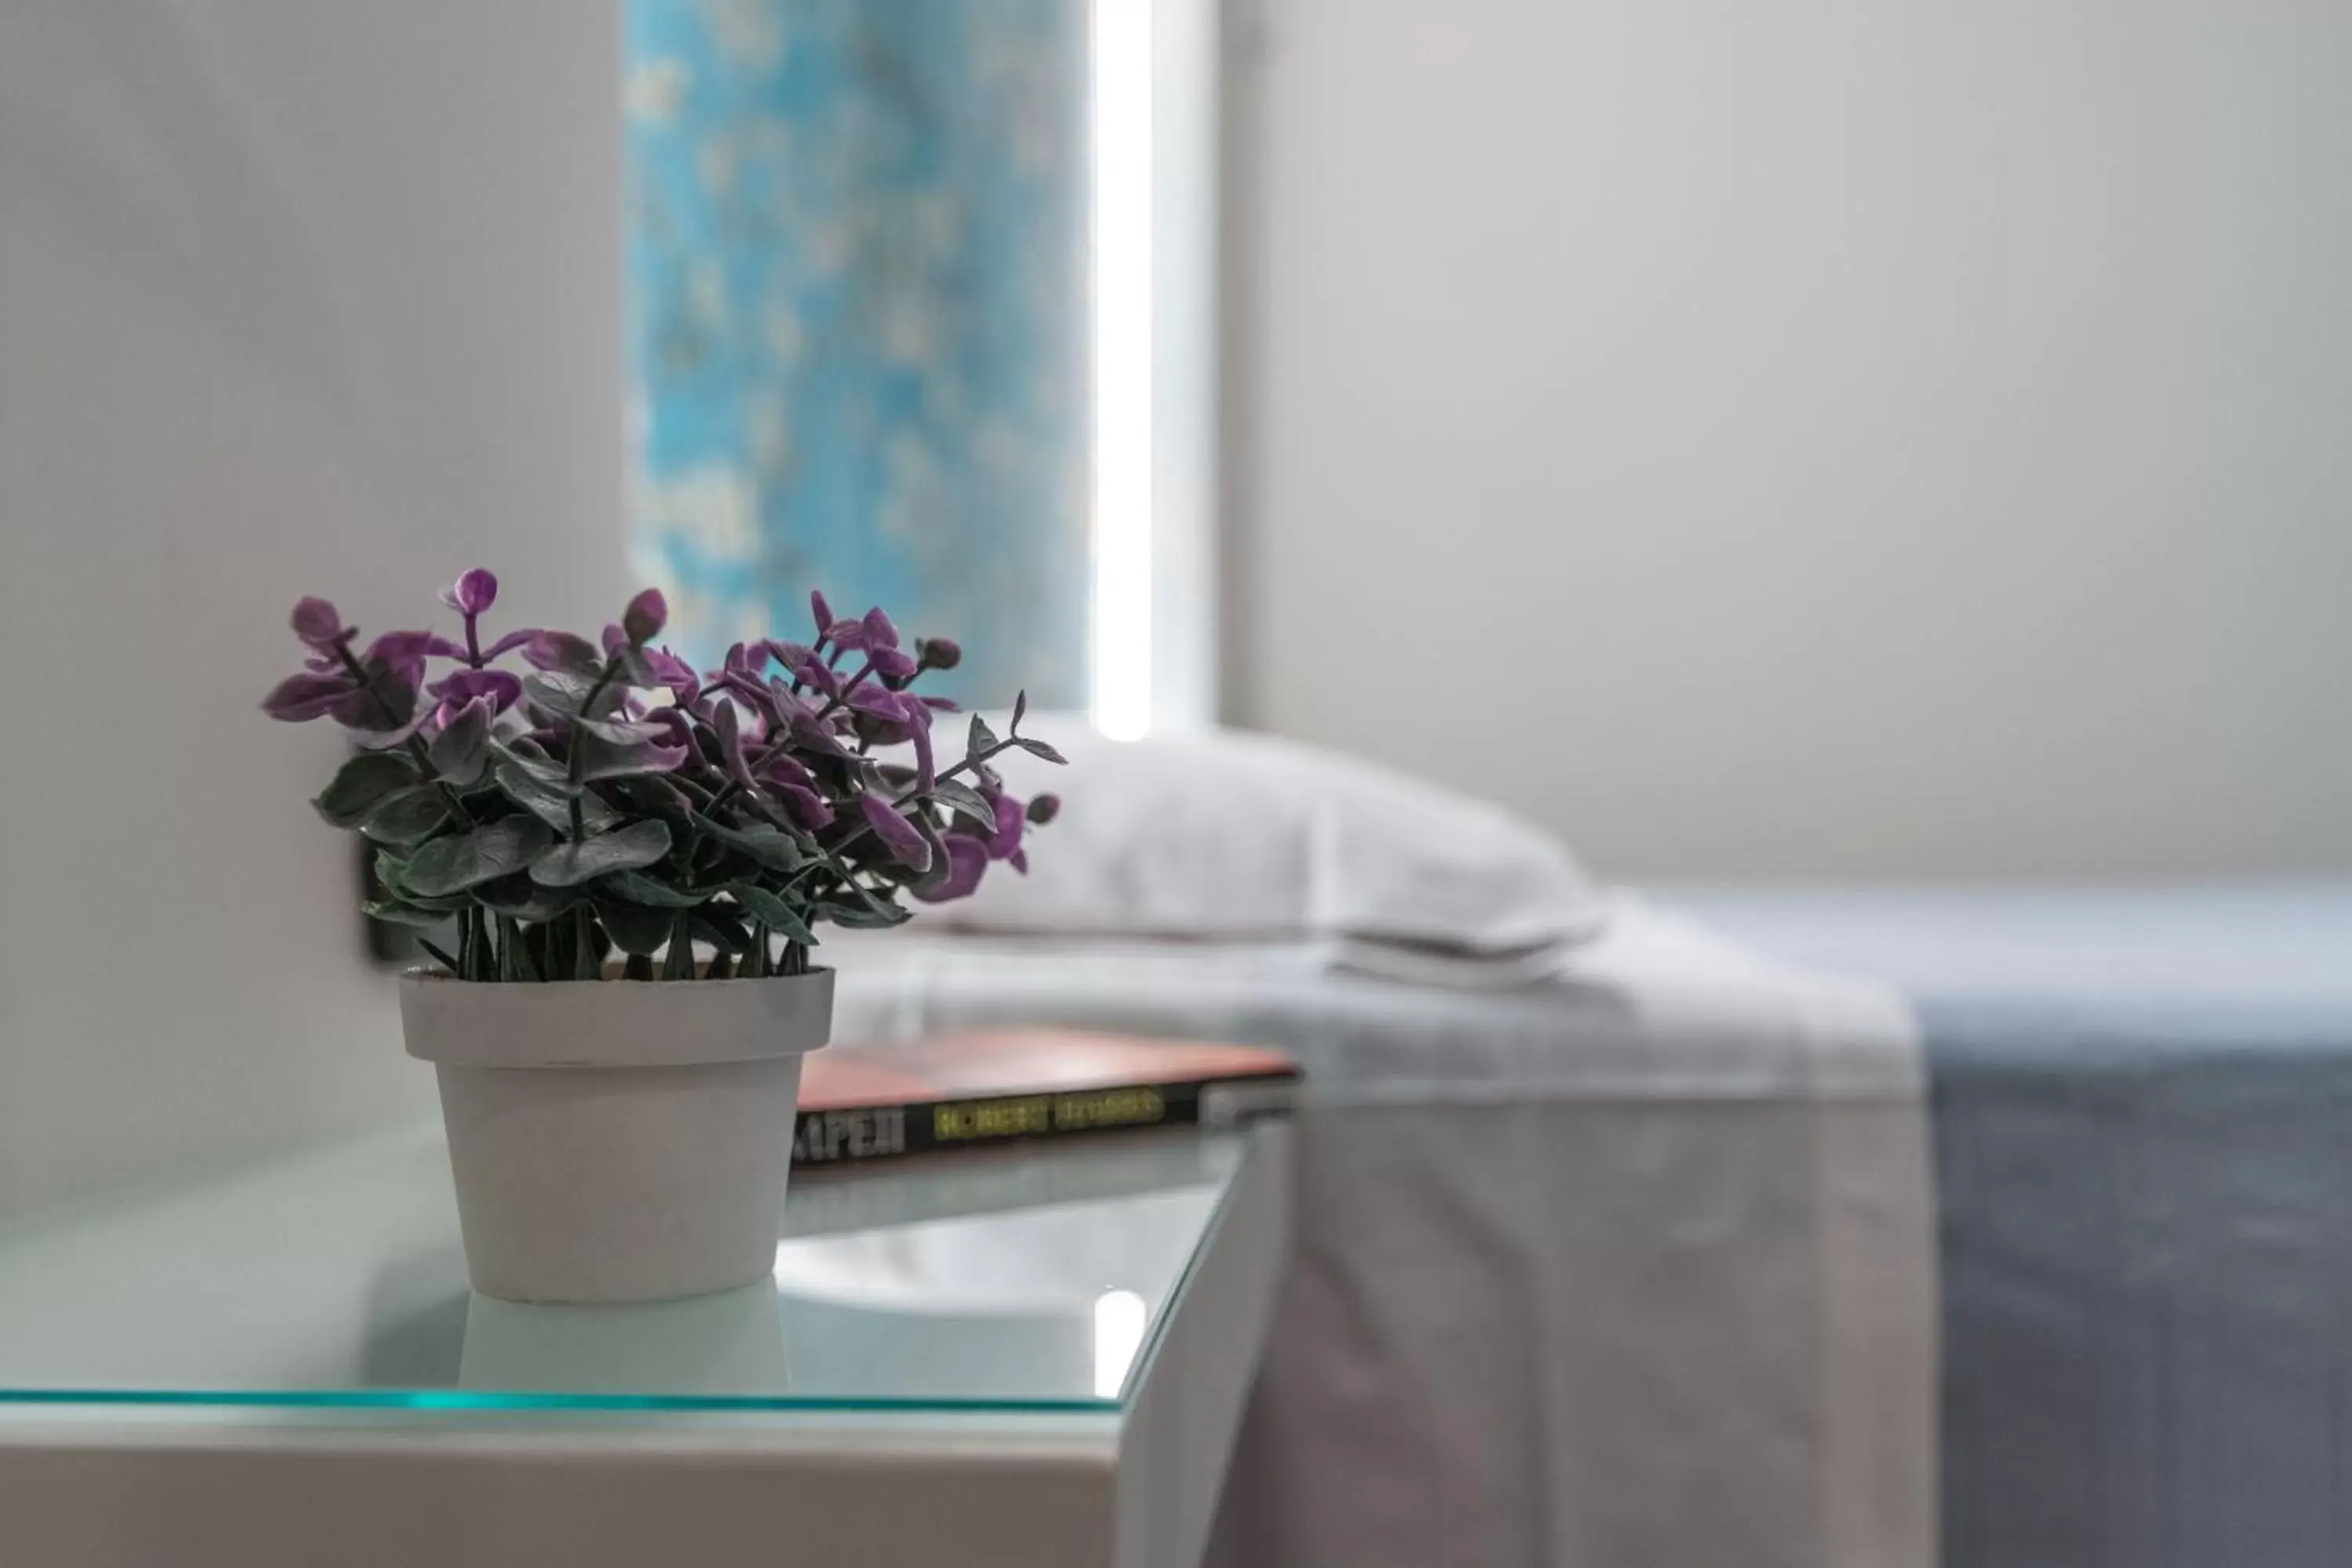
[263,573,1063,982]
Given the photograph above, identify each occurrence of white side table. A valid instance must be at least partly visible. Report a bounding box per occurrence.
[0,1120,1290,1568]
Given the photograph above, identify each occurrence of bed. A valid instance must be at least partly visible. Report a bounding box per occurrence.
[1681,885,2352,1568]
[829,896,1940,1568]
[833,885,2352,1568]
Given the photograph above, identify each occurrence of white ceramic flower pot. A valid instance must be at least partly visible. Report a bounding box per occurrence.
[399,967,833,1305]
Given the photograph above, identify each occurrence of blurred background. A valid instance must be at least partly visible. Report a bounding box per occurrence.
[4,0,2350,1194]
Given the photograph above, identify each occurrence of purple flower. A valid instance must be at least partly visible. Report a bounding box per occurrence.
[711,699,759,791]
[861,607,900,652]
[918,694,962,713]
[646,646,701,706]
[260,669,354,722]
[363,629,463,686]
[908,704,937,793]
[810,590,835,638]
[846,684,908,723]
[797,659,840,698]
[859,793,933,873]
[438,568,498,616]
[331,667,419,732]
[622,587,667,646]
[289,597,346,648]
[870,646,919,682]
[826,617,869,653]
[772,781,834,831]
[986,793,1026,861]
[427,666,522,723]
[791,706,854,759]
[911,835,989,903]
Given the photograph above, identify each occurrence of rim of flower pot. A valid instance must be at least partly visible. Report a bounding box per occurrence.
[398,964,833,1071]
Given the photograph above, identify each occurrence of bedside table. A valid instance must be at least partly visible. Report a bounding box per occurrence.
[0,1119,1290,1568]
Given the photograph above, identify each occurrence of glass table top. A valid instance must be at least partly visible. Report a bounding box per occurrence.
[0,1123,1249,1415]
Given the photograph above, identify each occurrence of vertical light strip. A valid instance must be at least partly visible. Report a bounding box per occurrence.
[1093,1289,1149,1397]
[1090,0,1154,740]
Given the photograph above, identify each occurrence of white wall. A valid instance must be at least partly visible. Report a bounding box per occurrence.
[1221,0,2352,880]
[0,4,629,1216]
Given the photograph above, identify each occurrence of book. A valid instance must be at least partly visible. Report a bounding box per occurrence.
[789,1029,1301,1167]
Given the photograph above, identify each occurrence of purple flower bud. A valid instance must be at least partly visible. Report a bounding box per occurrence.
[438,568,498,616]
[870,646,919,682]
[290,597,345,648]
[622,587,668,646]
[859,793,933,873]
[916,637,962,671]
[1026,793,1061,826]
[911,835,988,903]
[810,590,835,638]
[861,606,900,651]
[259,670,354,721]
[987,793,1026,861]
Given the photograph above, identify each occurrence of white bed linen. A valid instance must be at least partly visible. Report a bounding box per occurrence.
[829,896,1937,1568]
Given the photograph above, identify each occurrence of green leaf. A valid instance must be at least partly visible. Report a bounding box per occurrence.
[427,699,492,786]
[601,775,694,820]
[695,816,806,871]
[927,778,998,834]
[1014,737,1068,765]
[576,729,686,782]
[404,816,557,898]
[601,869,710,908]
[662,912,697,980]
[358,787,452,845]
[416,938,460,975]
[493,761,616,833]
[816,898,913,931]
[523,670,622,720]
[726,884,818,946]
[361,899,452,929]
[909,815,953,897]
[473,876,579,923]
[593,898,673,956]
[313,751,422,829]
[529,818,673,887]
[967,714,1000,757]
[691,907,751,956]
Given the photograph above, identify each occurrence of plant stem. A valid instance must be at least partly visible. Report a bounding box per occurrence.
[332,646,474,826]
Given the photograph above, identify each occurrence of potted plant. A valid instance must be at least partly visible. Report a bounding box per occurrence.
[262,570,1063,1303]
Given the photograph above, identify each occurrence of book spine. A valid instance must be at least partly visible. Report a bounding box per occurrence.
[789,1076,1298,1167]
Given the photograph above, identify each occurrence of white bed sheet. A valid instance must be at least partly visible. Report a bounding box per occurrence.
[829,896,1938,1568]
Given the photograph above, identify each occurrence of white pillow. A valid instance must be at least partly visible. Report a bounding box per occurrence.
[935,716,1609,955]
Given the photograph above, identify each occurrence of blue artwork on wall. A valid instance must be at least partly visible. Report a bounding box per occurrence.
[625,0,1089,708]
